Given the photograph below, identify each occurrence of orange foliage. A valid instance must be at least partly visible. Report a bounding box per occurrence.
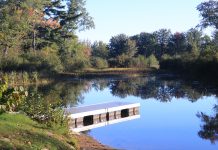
[24,7,60,29]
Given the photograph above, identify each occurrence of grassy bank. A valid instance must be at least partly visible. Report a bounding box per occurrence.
[59,67,158,78]
[82,67,158,73]
[0,113,78,150]
[1,67,158,85]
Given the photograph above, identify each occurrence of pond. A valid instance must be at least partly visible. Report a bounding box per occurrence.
[31,74,218,150]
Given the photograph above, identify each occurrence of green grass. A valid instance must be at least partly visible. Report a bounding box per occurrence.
[83,67,147,72]
[63,67,158,75]
[0,113,78,150]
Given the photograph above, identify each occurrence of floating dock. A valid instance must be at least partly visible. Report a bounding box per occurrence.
[65,101,140,132]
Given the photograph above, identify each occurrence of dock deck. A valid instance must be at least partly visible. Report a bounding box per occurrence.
[65,101,140,132]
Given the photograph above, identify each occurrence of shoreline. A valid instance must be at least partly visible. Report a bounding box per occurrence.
[74,133,114,150]
[57,67,158,79]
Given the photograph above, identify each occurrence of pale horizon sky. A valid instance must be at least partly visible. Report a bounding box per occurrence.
[77,0,214,43]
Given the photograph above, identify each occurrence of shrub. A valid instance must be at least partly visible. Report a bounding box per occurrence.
[91,57,108,69]
[32,71,38,83]
[129,55,147,68]
[10,71,16,85]
[0,76,27,112]
[161,54,172,60]
[22,71,29,84]
[20,44,63,73]
[147,54,159,67]
[0,50,22,71]
[22,92,68,127]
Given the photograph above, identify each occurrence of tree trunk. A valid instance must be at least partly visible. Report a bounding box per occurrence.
[32,30,36,51]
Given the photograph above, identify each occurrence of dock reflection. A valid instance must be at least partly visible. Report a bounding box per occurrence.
[71,114,140,132]
[67,102,140,132]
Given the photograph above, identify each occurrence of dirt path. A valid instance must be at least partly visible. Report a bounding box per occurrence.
[74,133,115,150]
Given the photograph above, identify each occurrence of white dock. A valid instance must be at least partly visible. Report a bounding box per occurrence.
[65,101,140,132]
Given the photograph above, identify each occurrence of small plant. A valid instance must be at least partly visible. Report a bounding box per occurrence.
[22,72,29,84]
[32,71,38,83]
[10,71,17,85]
[0,76,28,112]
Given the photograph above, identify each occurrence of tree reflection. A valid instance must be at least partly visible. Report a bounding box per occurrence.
[26,75,218,107]
[197,105,218,143]
[27,79,92,107]
[107,75,215,102]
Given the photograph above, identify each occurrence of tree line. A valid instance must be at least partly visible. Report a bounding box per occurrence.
[0,0,217,77]
[91,27,211,69]
[91,0,218,81]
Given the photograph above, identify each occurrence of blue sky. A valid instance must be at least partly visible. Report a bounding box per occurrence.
[77,0,213,43]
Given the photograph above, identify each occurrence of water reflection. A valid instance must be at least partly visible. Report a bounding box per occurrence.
[109,76,217,102]
[25,74,218,144]
[73,113,140,132]
[198,105,218,144]
[28,75,218,105]
[27,80,92,107]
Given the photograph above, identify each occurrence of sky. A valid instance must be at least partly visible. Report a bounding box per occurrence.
[77,0,213,43]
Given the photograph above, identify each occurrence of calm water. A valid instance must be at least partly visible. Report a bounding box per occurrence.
[33,74,218,150]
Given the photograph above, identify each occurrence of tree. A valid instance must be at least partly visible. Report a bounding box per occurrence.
[200,35,212,51]
[153,29,172,58]
[147,54,159,67]
[65,0,95,31]
[50,0,95,71]
[131,32,156,57]
[91,41,109,59]
[168,32,187,55]
[212,31,218,48]
[91,57,108,69]
[197,0,218,29]
[109,34,129,58]
[60,38,91,71]
[109,34,137,58]
[186,28,202,53]
[108,34,137,67]
[0,0,32,56]
[0,0,95,72]
[44,0,94,41]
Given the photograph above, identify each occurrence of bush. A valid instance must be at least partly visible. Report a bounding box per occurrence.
[0,49,22,71]
[31,71,38,83]
[24,50,63,73]
[0,76,27,112]
[129,55,147,68]
[22,71,29,84]
[22,92,68,127]
[63,56,91,71]
[161,54,172,60]
[91,57,108,69]
[147,54,159,67]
